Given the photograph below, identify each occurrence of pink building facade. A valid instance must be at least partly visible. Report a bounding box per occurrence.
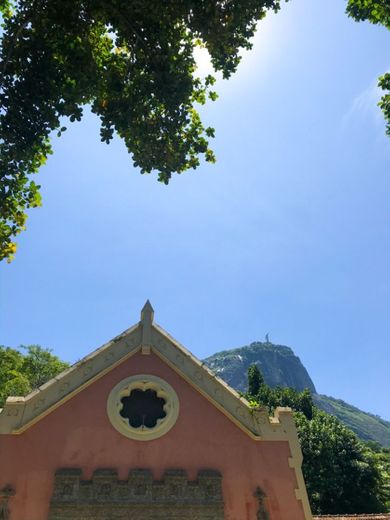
[0,303,313,520]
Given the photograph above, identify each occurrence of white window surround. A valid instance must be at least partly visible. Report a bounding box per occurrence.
[106,374,180,441]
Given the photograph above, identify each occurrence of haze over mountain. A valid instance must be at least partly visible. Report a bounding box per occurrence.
[204,342,390,447]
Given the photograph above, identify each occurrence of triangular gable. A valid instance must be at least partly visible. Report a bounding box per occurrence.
[0,301,295,443]
[0,302,312,520]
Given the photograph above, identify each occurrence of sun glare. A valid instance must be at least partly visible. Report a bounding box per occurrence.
[193,11,283,87]
[193,45,214,78]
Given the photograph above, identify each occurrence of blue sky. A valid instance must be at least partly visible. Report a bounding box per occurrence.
[1,0,389,419]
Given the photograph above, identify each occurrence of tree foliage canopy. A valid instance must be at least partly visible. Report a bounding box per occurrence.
[247,363,264,397]
[295,409,388,515]
[0,344,69,406]
[346,0,390,137]
[245,363,390,515]
[0,0,284,261]
[0,0,389,263]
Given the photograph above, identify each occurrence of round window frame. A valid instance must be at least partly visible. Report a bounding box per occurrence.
[107,374,180,441]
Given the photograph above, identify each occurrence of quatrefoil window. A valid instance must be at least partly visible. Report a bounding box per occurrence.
[107,375,180,440]
[120,389,166,428]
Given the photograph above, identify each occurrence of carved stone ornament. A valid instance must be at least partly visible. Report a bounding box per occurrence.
[49,468,224,519]
[254,486,270,520]
[0,485,15,520]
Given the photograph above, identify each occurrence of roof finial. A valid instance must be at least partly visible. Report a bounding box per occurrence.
[140,301,154,354]
[141,300,154,325]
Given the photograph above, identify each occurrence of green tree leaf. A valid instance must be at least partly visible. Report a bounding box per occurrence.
[0,345,70,407]
[0,0,284,261]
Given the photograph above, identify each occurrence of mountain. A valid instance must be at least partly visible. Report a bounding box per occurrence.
[203,341,390,447]
[205,341,317,393]
[313,394,390,447]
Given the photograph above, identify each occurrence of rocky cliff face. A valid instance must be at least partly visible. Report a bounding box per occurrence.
[203,342,390,447]
[204,341,316,393]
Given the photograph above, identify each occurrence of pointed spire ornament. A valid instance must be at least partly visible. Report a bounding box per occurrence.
[141,300,154,324]
[140,300,154,354]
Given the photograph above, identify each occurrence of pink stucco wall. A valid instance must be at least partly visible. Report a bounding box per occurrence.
[0,351,306,520]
